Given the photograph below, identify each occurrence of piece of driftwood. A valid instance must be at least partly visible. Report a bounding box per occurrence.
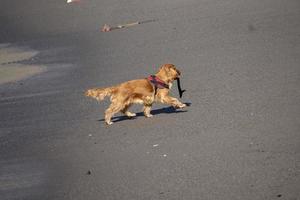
[102,19,157,32]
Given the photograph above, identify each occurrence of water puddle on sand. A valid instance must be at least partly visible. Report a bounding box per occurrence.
[0,43,46,85]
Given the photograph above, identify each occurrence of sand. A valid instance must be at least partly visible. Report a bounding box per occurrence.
[0,44,45,85]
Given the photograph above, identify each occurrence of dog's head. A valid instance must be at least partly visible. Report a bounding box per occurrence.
[157,64,181,82]
[85,89,93,97]
[85,89,100,99]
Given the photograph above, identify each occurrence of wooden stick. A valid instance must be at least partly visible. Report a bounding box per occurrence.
[102,19,157,32]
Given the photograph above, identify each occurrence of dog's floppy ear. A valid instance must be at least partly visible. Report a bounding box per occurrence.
[160,64,174,72]
[159,64,167,70]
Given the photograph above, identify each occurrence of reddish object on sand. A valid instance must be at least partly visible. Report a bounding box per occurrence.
[102,24,111,32]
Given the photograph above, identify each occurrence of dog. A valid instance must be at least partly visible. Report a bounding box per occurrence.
[85,64,187,125]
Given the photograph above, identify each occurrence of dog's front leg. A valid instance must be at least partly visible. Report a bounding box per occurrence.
[161,96,186,108]
[157,90,186,108]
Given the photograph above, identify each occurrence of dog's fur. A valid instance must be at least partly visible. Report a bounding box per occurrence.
[85,64,186,125]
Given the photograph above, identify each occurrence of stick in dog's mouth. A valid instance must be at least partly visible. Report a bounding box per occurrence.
[176,78,186,98]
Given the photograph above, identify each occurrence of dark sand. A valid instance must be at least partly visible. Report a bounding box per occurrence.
[0,44,45,85]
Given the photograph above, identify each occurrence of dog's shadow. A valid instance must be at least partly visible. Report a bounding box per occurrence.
[98,103,191,123]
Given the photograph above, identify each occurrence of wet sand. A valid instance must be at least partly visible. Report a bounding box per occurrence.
[0,43,45,85]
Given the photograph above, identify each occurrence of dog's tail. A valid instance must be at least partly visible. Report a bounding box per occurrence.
[85,87,116,101]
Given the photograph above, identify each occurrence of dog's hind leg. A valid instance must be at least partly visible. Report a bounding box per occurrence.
[121,104,136,117]
[143,105,153,118]
[105,102,125,125]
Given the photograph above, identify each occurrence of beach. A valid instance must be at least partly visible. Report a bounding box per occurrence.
[0,43,45,85]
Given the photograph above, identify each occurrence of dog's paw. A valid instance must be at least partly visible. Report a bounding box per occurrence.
[174,103,187,109]
[180,103,187,108]
[145,114,153,118]
[126,112,136,117]
[106,121,113,125]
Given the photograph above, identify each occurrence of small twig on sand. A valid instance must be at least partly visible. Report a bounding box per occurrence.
[101,19,157,32]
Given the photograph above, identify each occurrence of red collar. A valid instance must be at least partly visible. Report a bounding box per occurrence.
[147,75,169,89]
